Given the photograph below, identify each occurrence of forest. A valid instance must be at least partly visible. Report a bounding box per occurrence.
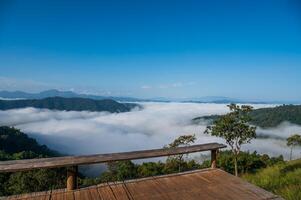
[0,97,138,113]
[192,104,301,128]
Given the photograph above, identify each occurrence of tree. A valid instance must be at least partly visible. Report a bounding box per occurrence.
[287,134,301,160]
[205,104,256,176]
[164,134,196,172]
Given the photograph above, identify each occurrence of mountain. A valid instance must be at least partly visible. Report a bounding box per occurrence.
[192,104,301,128]
[0,90,142,102]
[0,97,139,112]
[0,90,280,103]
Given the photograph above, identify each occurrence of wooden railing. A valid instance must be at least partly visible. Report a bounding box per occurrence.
[0,143,226,191]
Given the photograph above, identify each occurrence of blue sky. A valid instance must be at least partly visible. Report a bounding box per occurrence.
[0,0,301,101]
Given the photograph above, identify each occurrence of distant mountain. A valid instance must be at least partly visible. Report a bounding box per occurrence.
[0,90,295,104]
[192,104,301,128]
[181,96,270,104]
[0,90,142,102]
[0,97,139,112]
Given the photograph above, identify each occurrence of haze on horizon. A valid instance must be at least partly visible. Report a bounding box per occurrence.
[1,0,301,102]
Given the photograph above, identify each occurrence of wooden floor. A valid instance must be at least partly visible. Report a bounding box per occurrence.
[4,169,283,200]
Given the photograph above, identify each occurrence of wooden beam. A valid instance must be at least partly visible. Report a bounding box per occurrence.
[0,143,226,173]
[67,166,78,190]
[211,149,217,168]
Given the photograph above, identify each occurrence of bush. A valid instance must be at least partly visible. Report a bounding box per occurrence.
[243,159,301,200]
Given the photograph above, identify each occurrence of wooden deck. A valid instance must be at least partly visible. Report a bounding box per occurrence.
[3,168,283,200]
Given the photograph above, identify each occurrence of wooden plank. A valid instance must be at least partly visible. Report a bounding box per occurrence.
[0,143,226,172]
[108,183,130,200]
[97,183,117,200]
[87,186,102,200]
[3,168,283,200]
[64,191,75,200]
[51,191,66,200]
[74,188,91,200]
[124,177,171,200]
[5,191,50,200]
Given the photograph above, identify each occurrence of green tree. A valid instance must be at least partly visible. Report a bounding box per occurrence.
[100,160,138,182]
[286,134,301,160]
[137,162,164,177]
[164,134,196,172]
[205,104,256,176]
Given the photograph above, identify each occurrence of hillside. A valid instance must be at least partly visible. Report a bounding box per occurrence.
[192,105,301,128]
[0,126,65,196]
[243,159,301,200]
[0,126,58,160]
[0,97,139,113]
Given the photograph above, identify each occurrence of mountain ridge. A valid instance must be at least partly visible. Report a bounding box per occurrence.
[0,90,293,104]
[192,104,301,128]
[0,97,139,113]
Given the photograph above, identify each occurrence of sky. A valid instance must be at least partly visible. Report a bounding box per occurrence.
[0,0,301,101]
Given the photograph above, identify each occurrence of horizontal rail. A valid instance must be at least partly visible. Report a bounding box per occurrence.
[0,143,226,173]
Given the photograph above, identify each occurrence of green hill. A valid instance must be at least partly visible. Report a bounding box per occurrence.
[0,126,65,196]
[243,159,301,200]
[250,105,301,128]
[192,105,301,128]
[0,126,58,160]
[0,97,139,113]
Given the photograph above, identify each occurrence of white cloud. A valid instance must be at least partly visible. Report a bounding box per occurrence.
[0,103,300,162]
[141,85,152,89]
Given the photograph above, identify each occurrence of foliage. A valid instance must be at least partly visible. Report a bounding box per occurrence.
[164,134,197,172]
[4,169,66,195]
[0,126,65,196]
[79,159,201,188]
[250,105,301,128]
[200,150,284,175]
[205,104,257,176]
[137,162,165,177]
[193,104,301,128]
[243,159,301,200]
[0,126,58,158]
[287,134,301,160]
[103,160,138,182]
[0,97,137,113]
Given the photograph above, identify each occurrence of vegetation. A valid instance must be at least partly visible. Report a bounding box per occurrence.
[200,150,284,174]
[0,97,138,112]
[243,159,301,200]
[79,150,284,188]
[0,126,66,196]
[164,134,196,172]
[250,105,301,128]
[205,104,257,176]
[0,127,298,199]
[287,134,301,160]
[0,126,58,159]
[193,104,301,128]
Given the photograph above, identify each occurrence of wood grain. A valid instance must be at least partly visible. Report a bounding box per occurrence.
[2,169,283,200]
[0,143,226,173]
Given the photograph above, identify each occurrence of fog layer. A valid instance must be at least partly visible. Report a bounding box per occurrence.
[1,102,300,160]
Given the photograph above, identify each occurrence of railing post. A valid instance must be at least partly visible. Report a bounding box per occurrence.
[67,166,78,190]
[211,149,217,168]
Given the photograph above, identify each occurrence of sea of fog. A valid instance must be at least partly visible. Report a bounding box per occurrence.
[1,102,301,175]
